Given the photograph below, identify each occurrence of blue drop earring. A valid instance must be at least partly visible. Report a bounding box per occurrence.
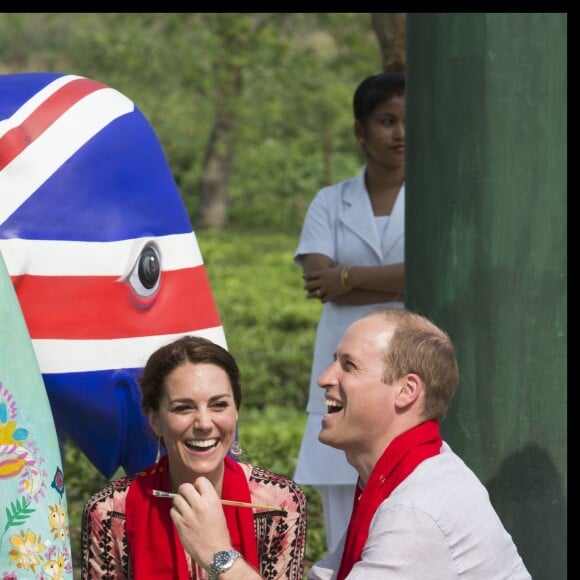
[230,439,244,459]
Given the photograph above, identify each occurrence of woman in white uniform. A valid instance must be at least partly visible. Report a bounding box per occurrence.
[294,72,406,552]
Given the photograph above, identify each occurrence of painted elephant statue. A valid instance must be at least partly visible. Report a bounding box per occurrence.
[0,72,226,478]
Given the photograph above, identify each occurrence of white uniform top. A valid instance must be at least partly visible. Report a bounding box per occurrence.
[294,166,404,485]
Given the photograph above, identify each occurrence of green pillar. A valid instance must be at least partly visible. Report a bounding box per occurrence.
[406,13,566,579]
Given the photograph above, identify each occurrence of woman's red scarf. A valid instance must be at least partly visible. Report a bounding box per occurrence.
[337,420,442,580]
[125,455,259,579]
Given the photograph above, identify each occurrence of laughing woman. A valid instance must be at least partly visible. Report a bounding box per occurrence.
[80,335,307,579]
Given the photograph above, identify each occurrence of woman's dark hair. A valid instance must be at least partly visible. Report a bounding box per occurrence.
[353,72,405,125]
[138,335,242,413]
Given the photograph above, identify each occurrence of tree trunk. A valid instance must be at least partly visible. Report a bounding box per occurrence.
[195,76,240,229]
[195,15,247,230]
[195,64,242,230]
[371,13,406,73]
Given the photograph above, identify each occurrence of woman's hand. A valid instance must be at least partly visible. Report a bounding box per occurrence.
[303,265,348,303]
[170,478,232,569]
[171,478,263,578]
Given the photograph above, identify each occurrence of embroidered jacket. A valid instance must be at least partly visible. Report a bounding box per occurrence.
[81,462,307,579]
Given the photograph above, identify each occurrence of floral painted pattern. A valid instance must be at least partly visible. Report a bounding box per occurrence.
[0,382,72,578]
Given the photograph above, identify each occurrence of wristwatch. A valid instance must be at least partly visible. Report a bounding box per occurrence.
[208,549,242,579]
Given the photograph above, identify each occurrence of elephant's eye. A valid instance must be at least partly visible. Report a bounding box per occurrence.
[128,244,161,297]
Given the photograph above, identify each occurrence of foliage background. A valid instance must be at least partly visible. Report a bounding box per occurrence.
[0,12,387,577]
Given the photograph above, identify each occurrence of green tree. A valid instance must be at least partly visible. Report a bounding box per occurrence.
[0,13,385,232]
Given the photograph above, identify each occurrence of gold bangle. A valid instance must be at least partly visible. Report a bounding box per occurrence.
[341,266,351,290]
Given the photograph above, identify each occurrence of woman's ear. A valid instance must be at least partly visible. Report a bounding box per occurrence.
[148,412,160,437]
[354,120,365,143]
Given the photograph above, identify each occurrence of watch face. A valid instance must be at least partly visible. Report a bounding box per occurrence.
[210,550,241,579]
[214,551,234,568]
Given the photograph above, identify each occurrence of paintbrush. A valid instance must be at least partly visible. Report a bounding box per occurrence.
[150,489,283,512]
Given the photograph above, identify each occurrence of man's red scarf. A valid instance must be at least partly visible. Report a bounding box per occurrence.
[125,455,259,579]
[337,420,442,579]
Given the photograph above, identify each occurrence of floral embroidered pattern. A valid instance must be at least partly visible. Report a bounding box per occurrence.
[81,463,307,579]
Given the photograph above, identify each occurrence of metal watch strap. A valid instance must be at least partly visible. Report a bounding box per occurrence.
[208,549,242,580]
